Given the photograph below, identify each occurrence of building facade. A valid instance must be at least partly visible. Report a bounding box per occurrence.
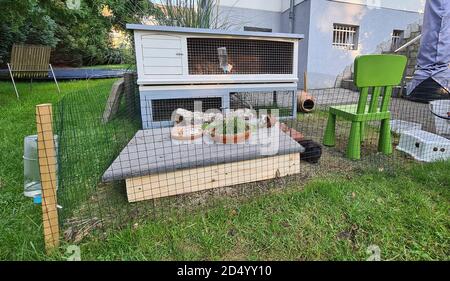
[217,0,425,89]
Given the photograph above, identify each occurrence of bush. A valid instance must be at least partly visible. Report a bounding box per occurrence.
[0,0,151,67]
[0,0,58,65]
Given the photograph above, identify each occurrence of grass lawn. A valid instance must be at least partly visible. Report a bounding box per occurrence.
[0,79,118,260]
[0,79,449,261]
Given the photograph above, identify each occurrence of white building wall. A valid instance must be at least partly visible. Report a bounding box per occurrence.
[219,0,425,13]
[218,5,282,32]
[306,0,424,88]
[322,0,426,13]
[281,0,311,88]
[216,0,425,88]
[218,0,284,12]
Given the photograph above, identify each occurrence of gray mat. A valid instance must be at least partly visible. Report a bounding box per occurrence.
[102,128,304,182]
[0,68,128,81]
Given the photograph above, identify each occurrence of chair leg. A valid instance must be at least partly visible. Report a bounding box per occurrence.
[378,119,392,155]
[323,112,336,147]
[360,122,366,142]
[347,121,361,160]
[49,64,61,94]
[7,63,19,99]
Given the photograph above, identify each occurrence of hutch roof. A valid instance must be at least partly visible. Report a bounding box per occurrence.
[126,24,304,40]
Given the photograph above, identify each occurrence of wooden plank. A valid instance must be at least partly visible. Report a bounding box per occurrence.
[123,72,137,115]
[125,153,300,202]
[142,48,182,58]
[141,38,182,49]
[102,78,124,123]
[143,66,183,75]
[36,104,59,252]
[10,44,51,78]
[143,57,183,67]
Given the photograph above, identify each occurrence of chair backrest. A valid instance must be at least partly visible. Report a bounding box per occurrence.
[10,44,52,78]
[354,54,407,114]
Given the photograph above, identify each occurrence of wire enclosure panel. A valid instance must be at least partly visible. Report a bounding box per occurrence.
[187,38,294,75]
[230,90,295,118]
[151,98,223,122]
[45,77,450,248]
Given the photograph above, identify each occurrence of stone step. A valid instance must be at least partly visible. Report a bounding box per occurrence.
[409,50,418,57]
[406,68,416,77]
[341,79,358,92]
[408,31,421,39]
[392,86,405,98]
[408,45,420,53]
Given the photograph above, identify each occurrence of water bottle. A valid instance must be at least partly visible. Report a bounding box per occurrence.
[23,135,41,197]
[23,135,58,198]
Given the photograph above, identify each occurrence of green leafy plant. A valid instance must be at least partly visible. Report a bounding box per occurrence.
[208,117,250,136]
[153,0,231,29]
[0,0,156,67]
[0,0,58,64]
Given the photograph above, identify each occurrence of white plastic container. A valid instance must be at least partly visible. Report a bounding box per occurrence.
[390,120,422,135]
[23,135,40,197]
[23,135,58,198]
[396,130,450,162]
[430,100,450,135]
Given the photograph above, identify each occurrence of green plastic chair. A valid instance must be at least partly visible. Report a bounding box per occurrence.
[323,54,407,160]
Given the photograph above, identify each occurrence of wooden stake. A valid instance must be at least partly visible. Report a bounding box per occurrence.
[36,104,59,252]
[304,72,308,93]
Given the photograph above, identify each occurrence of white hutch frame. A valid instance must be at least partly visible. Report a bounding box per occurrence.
[127,24,304,129]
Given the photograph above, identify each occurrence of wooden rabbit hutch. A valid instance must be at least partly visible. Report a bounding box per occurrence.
[102,25,305,203]
[127,24,303,128]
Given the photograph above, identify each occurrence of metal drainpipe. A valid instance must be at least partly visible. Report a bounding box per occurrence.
[289,0,296,33]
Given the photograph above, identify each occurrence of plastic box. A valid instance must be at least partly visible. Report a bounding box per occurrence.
[396,130,450,162]
[430,100,450,136]
[390,120,422,135]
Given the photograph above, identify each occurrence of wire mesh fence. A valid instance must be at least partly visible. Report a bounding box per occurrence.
[47,74,449,244]
[187,38,294,75]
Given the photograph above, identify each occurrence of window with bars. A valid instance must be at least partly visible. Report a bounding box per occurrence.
[332,24,359,50]
[391,30,404,51]
[187,38,294,75]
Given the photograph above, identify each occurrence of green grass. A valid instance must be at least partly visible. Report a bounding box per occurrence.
[0,80,449,260]
[53,84,139,224]
[74,162,449,261]
[0,79,118,260]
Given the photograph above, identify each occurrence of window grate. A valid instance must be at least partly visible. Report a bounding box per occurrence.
[391,30,404,51]
[333,24,359,50]
[187,38,294,75]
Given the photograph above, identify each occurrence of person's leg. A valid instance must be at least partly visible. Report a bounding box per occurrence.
[406,78,450,103]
